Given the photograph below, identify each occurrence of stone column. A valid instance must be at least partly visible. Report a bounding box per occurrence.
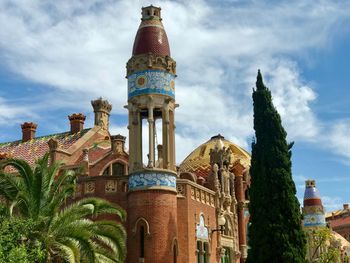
[162,102,170,169]
[233,162,247,263]
[148,102,155,168]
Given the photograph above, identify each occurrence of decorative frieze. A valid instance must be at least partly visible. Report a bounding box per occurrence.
[304,214,326,227]
[128,70,175,99]
[128,171,176,191]
[126,54,176,76]
[189,186,215,207]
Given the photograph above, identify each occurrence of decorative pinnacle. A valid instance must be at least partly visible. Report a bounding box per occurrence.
[68,113,86,121]
[141,5,162,21]
[21,122,37,129]
[91,97,112,113]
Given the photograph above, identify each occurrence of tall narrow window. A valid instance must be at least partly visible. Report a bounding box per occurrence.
[173,243,177,263]
[140,226,145,259]
[197,241,202,263]
[203,242,209,263]
[220,247,231,263]
[196,241,209,263]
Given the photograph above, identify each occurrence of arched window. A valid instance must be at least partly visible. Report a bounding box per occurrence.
[101,161,126,176]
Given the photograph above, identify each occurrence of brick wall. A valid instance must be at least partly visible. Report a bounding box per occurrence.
[127,190,177,263]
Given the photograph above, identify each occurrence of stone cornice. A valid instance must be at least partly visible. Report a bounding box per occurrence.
[126,53,176,76]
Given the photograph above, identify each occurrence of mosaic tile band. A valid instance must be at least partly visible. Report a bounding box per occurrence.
[128,172,176,190]
[303,214,326,227]
[128,70,175,99]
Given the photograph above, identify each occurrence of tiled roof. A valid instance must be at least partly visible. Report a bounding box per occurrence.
[0,128,91,166]
[326,208,350,219]
[179,135,251,178]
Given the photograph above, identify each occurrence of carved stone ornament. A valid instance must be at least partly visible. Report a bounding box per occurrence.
[105,180,117,193]
[48,138,59,150]
[176,184,186,197]
[209,139,233,169]
[127,53,176,75]
[85,182,95,194]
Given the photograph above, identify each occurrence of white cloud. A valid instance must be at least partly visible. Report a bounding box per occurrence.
[255,60,319,140]
[322,195,343,212]
[327,120,350,163]
[0,96,36,125]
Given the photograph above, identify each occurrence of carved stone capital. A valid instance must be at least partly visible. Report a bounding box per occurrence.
[127,54,176,75]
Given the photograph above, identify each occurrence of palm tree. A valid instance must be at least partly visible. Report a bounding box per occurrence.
[0,154,126,263]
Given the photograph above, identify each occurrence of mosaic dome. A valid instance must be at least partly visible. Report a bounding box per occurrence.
[132,14,170,56]
[179,135,251,178]
[304,180,323,207]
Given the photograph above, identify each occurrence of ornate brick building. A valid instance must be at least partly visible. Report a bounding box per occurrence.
[326,204,350,242]
[0,6,250,263]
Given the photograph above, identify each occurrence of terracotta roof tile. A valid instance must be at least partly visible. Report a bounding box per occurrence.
[0,128,91,167]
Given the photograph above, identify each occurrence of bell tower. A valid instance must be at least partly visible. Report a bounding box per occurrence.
[126,6,178,263]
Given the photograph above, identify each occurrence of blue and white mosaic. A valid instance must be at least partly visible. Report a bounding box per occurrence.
[304,214,326,227]
[128,70,175,99]
[128,172,176,190]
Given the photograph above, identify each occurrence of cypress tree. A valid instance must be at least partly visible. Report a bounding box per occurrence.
[246,71,306,263]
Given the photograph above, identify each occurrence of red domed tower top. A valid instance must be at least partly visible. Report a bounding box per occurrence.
[132,5,170,56]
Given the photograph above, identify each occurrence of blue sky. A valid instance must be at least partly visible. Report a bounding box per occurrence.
[0,0,350,211]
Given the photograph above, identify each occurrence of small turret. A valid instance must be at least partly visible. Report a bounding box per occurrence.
[91,98,112,130]
[303,179,326,227]
[126,6,178,263]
